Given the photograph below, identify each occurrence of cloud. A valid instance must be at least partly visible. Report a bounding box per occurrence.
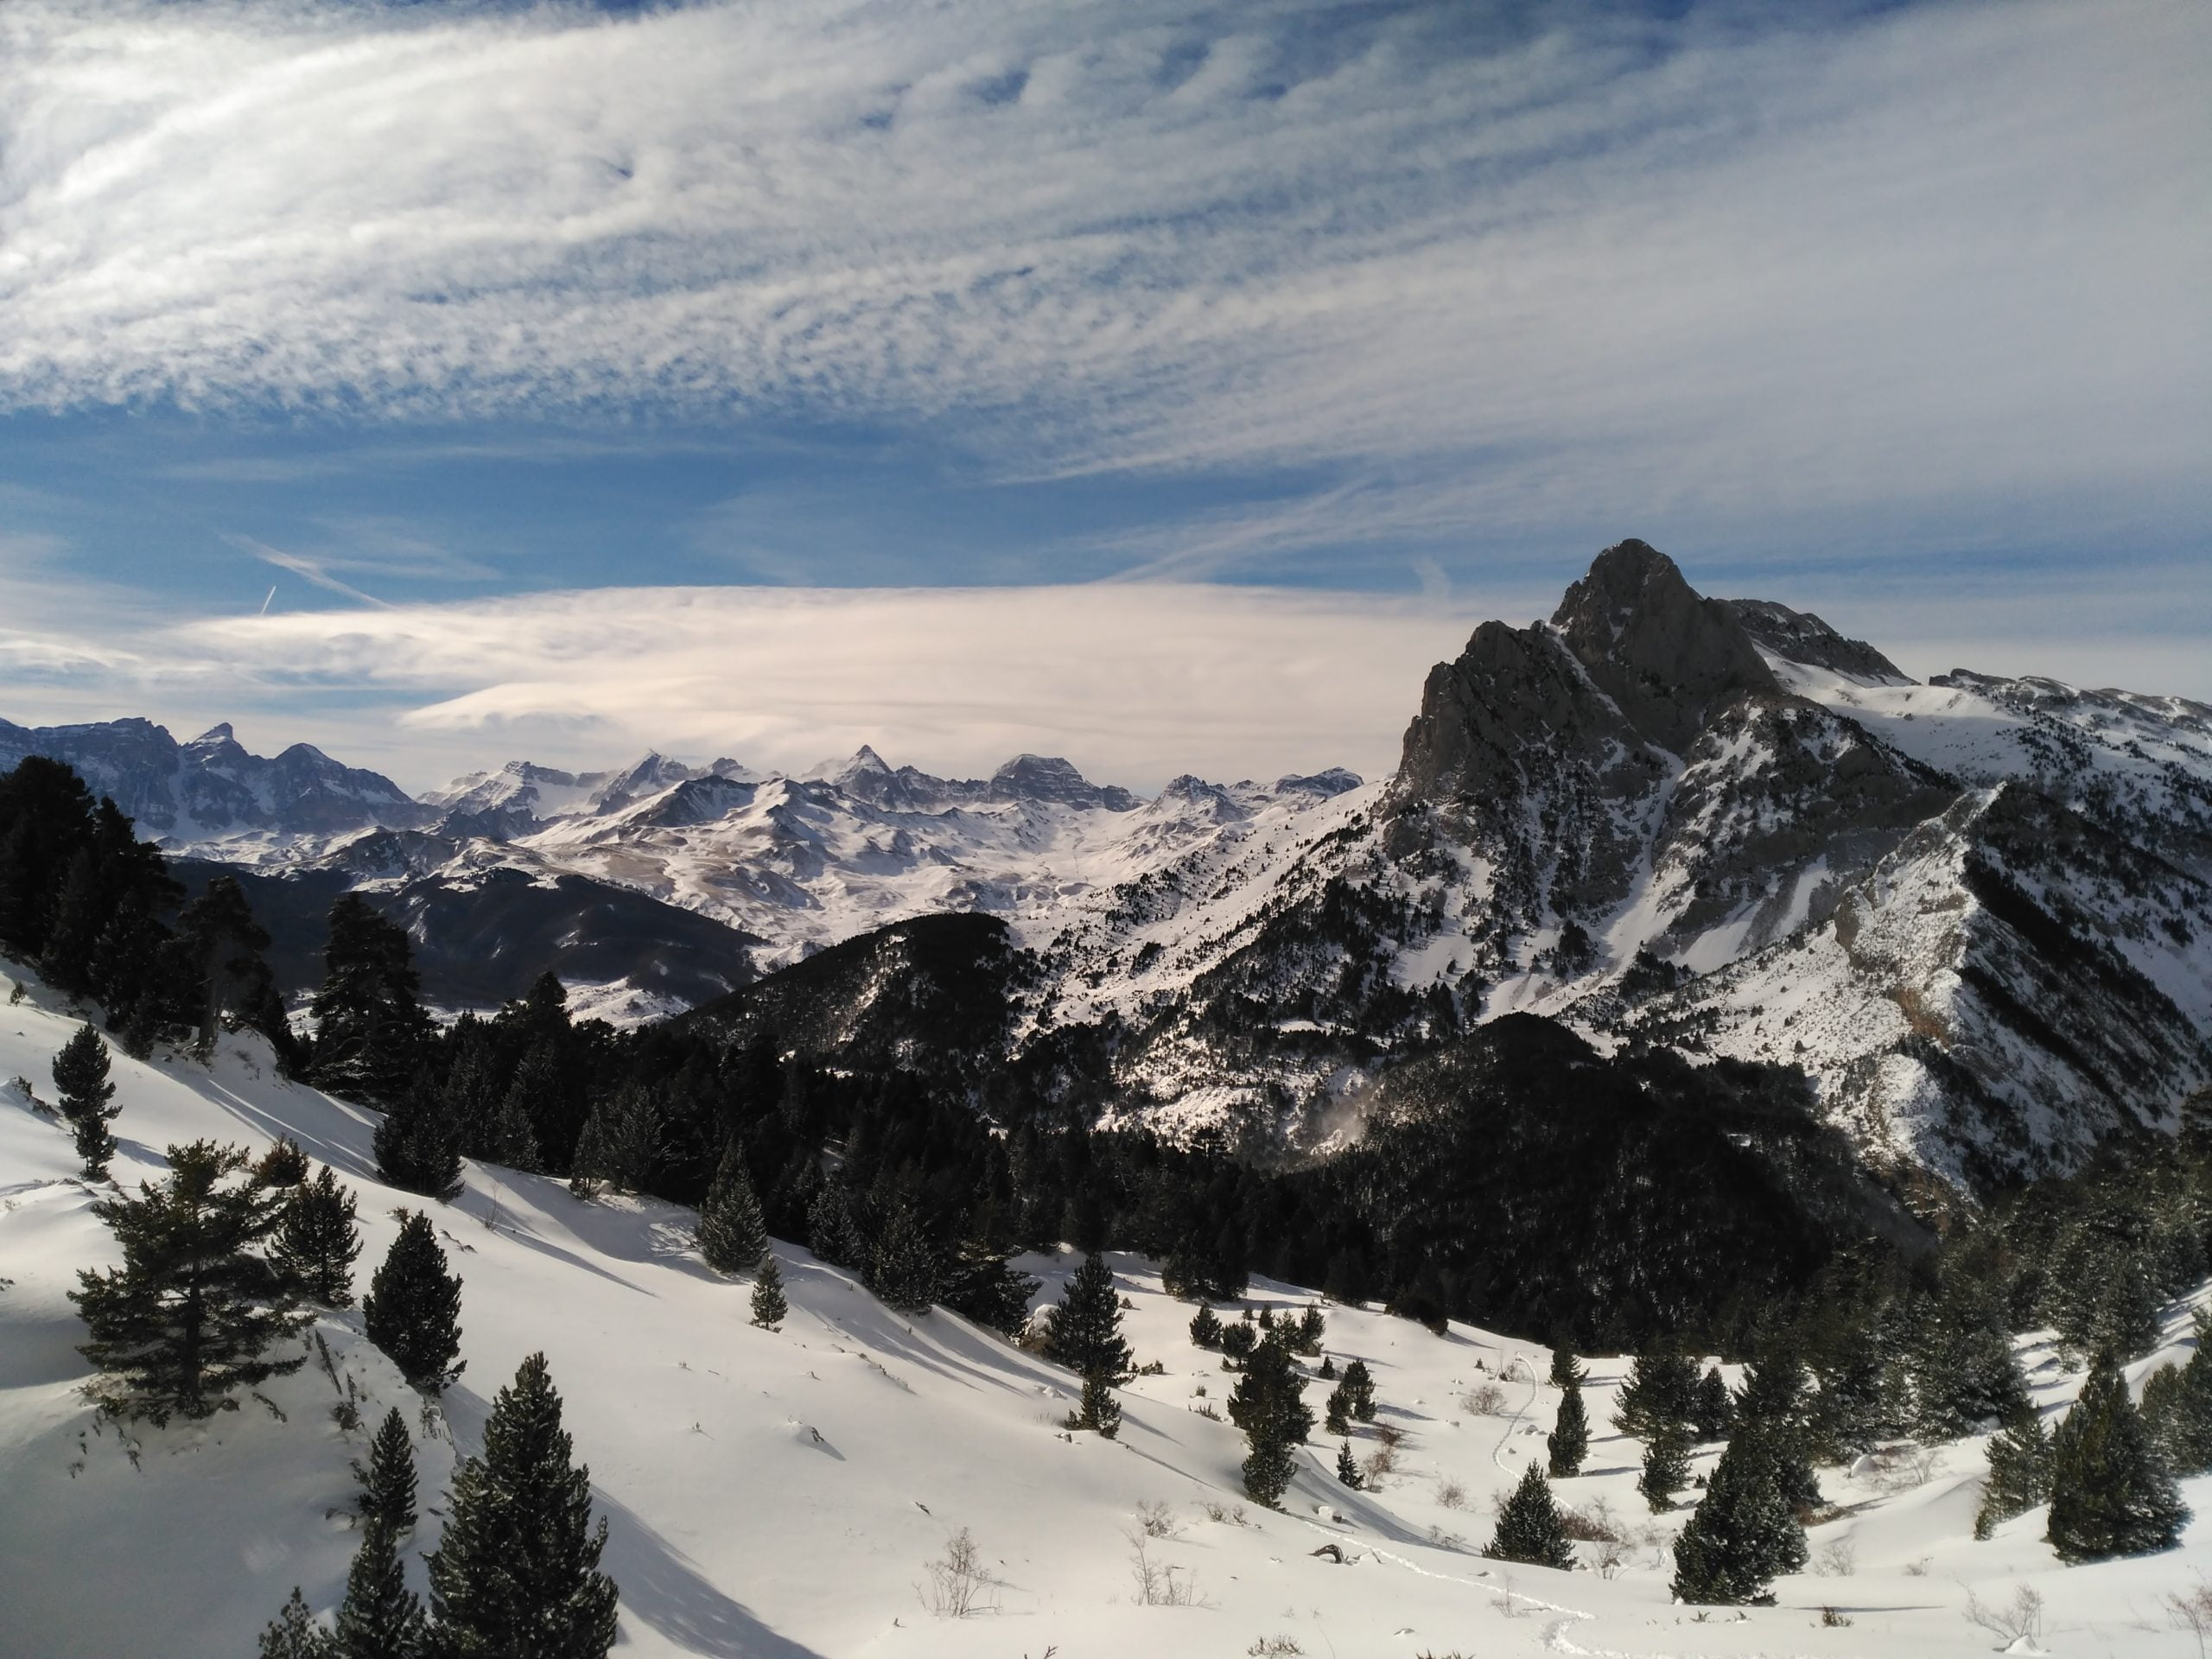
[175,582,1509,789]
[0,0,2204,565]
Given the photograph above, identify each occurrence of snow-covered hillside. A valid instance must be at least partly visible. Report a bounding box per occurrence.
[6,963,2211,1658]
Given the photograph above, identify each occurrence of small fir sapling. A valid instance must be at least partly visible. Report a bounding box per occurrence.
[257,1587,331,1659]
[1339,1358,1377,1421]
[51,1022,118,1179]
[750,1253,788,1329]
[1335,1440,1363,1490]
[1692,1365,1735,1440]
[1669,1428,1808,1605]
[1295,1305,1326,1354]
[254,1135,311,1188]
[1611,1351,1698,1439]
[330,1510,426,1659]
[696,1147,769,1274]
[868,1204,941,1314]
[1548,1376,1591,1478]
[1220,1320,1257,1363]
[1974,1408,2055,1539]
[1482,1462,1576,1570]
[1319,1355,1337,1380]
[1325,1383,1352,1437]
[353,1407,418,1536]
[1044,1251,1133,1381]
[276,1166,361,1307]
[1638,1419,1692,1512]
[362,1211,464,1393]
[1189,1304,1225,1350]
[1072,1373,1122,1439]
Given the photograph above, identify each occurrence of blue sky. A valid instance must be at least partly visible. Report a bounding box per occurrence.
[1,0,2206,791]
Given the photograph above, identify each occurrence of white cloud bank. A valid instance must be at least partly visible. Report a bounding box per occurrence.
[2,0,2208,556]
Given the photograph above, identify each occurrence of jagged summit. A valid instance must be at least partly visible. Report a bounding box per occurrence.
[1726,599,1913,687]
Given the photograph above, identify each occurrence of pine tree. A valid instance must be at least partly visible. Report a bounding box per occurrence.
[1339,1357,1377,1422]
[330,1514,425,1659]
[1482,1461,1576,1570]
[425,1352,618,1658]
[372,1081,463,1205]
[696,1148,769,1275]
[353,1407,419,1536]
[1233,1332,1314,1507]
[570,1084,659,1197]
[277,1166,361,1307]
[749,1253,787,1329]
[1335,1440,1363,1489]
[308,894,431,1108]
[1548,1347,1588,1389]
[1914,1316,2031,1440]
[2141,1316,2212,1475]
[1733,1353,1821,1509]
[70,1140,308,1424]
[1295,1305,1325,1355]
[1325,1382,1352,1437]
[2046,1350,2190,1561]
[1072,1372,1122,1439]
[868,1203,940,1314]
[1189,1305,1224,1350]
[1219,1320,1257,1363]
[1669,1428,1808,1604]
[52,1022,118,1179]
[1612,1351,1698,1439]
[256,1136,311,1188]
[1638,1418,1692,1512]
[362,1211,464,1394]
[175,874,276,1057]
[806,1182,867,1269]
[1974,1409,2055,1539]
[1692,1365,1735,1441]
[258,1587,333,1659]
[1548,1376,1590,1478]
[1043,1251,1132,1382]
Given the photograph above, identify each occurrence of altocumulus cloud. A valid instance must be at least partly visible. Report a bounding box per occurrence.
[1,0,2207,551]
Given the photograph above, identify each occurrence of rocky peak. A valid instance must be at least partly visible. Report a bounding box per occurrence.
[988,754,1137,811]
[1726,600,1913,687]
[1548,538,1780,753]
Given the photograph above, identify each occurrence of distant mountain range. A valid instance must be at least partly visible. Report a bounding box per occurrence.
[8,538,2209,1189]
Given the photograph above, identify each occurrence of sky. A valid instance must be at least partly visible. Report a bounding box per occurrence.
[0,0,2206,793]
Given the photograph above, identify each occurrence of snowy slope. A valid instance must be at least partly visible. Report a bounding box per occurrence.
[8,959,2212,1658]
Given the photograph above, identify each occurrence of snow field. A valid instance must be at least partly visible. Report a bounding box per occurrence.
[6,957,2212,1656]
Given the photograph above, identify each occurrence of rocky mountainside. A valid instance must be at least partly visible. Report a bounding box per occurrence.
[4,539,2206,1190]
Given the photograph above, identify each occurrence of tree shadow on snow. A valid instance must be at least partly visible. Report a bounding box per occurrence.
[592,1488,828,1659]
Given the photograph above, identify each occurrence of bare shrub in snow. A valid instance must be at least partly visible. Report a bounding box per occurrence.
[1135,1500,1179,1538]
[1126,1530,1206,1606]
[1461,1383,1508,1416]
[1815,1535,1858,1577]
[1435,1478,1467,1510]
[1361,1445,1396,1484]
[1248,1637,1304,1656]
[2168,1580,2212,1659]
[1560,1497,1621,1542]
[1962,1583,2044,1649]
[920,1527,1000,1618]
[1201,1501,1251,1527]
[1428,1524,1467,1551]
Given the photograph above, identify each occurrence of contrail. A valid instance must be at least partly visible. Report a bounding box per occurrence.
[257,585,276,616]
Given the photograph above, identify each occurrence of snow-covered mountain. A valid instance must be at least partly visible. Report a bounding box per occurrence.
[6,538,2207,1184]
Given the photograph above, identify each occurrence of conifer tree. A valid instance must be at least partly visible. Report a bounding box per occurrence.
[806,1182,867,1269]
[1548,1347,1588,1389]
[868,1203,940,1313]
[175,874,276,1058]
[1319,1355,1337,1380]
[330,1514,425,1659]
[2045,1350,2189,1561]
[1189,1304,1224,1350]
[1638,1418,1692,1512]
[1325,1382,1352,1437]
[1692,1365,1735,1441]
[362,1211,464,1394]
[52,1021,118,1179]
[1073,1372,1122,1439]
[1339,1357,1377,1422]
[696,1148,769,1275]
[308,894,431,1108]
[1733,1353,1821,1509]
[1974,1408,2055,1539]
[70,1140,308,1424]
[1548,1376,1590,1478]
[2142,1319,2212,1476]
[1482,1461,1576,1570]
[353,1407,419,1536]
[1295,1305,1325,1355]
[258,1587,332,1659]
[372,1081,463,1205]
[749,1252,787,1329]
[277,1166,361,1307]
[425,1352,618,1658]
[1233,1332,1314,1507]
[1612,1351,1698,1439]
[570,1084,659,1197]
[256,1136,311,1188]
[1335,1440,1363,1490]
[1219,1320,1257,1363]
[1669,1428,1808,1604]
[1043,1251,1132,1381]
